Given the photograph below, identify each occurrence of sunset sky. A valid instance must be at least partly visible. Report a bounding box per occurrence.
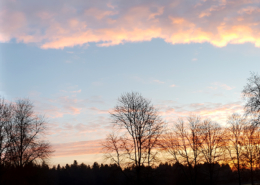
[1,0,260,166]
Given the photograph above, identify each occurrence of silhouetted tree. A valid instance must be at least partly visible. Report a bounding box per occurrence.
[200,119,225,185]
[163,115,203,185]
[242,122,260,185]
[6,99,52,167]
[243,72,260,125]
[103,133,123,167]
[225,113,247,185]
[0,98,12,166]
[103,92,165,184]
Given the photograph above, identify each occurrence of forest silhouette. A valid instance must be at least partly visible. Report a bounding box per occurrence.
[1,73,260,185]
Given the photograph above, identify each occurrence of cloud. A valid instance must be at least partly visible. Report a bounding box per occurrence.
[33,95,87,118]
[92,81,103,86]
[37,103,81,118]
[1,0,260,49]
[157,101,244,124]
[60,88,82,94]
[208,82,235,90]
[48,118,110,136]
[45,113,113,145]
[32,87,107,119]
[88,107,111,114]
[38,98,108,118]
[153,79,165,84]
[52,140,103,157]
[72,89,81,93]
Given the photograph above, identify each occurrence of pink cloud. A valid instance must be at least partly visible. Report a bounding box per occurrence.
[1,0,260,49]
[32,96,87,118]
[52,140,103,157]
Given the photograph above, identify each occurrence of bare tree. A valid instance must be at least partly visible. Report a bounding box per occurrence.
[102,133,125,166]
[0,98,12,166]
[225,113,247,185]
[200,119,225,185]
[103,92,165,183]
[161,128,190,183]
[6,99,52,167]
[242,122,260,185]
[162,115,203,185]
[243,72,260,125]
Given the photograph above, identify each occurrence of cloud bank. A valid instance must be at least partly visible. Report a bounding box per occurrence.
[1,0,260,49]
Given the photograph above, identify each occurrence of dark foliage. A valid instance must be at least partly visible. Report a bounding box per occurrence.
[1,161,260,185]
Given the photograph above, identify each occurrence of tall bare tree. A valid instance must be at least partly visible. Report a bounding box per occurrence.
[200,119,225,185]
[162,115,203,185]
[0,98,12,166]
[243,72,260,125]
[7,99,52,167]
[225,113,247,185]
[242,122,260,185]
[103,92,165,183]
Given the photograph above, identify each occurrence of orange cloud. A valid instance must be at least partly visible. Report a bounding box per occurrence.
[157,101,244,124]
[1,0,260,49]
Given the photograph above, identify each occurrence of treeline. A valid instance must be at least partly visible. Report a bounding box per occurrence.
[0,160,260,185]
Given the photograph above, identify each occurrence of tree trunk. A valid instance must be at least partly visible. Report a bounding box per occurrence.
[250,164,254,185]
[237,166,241,185]
[136,166,141,185]
[210,169,213,185]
